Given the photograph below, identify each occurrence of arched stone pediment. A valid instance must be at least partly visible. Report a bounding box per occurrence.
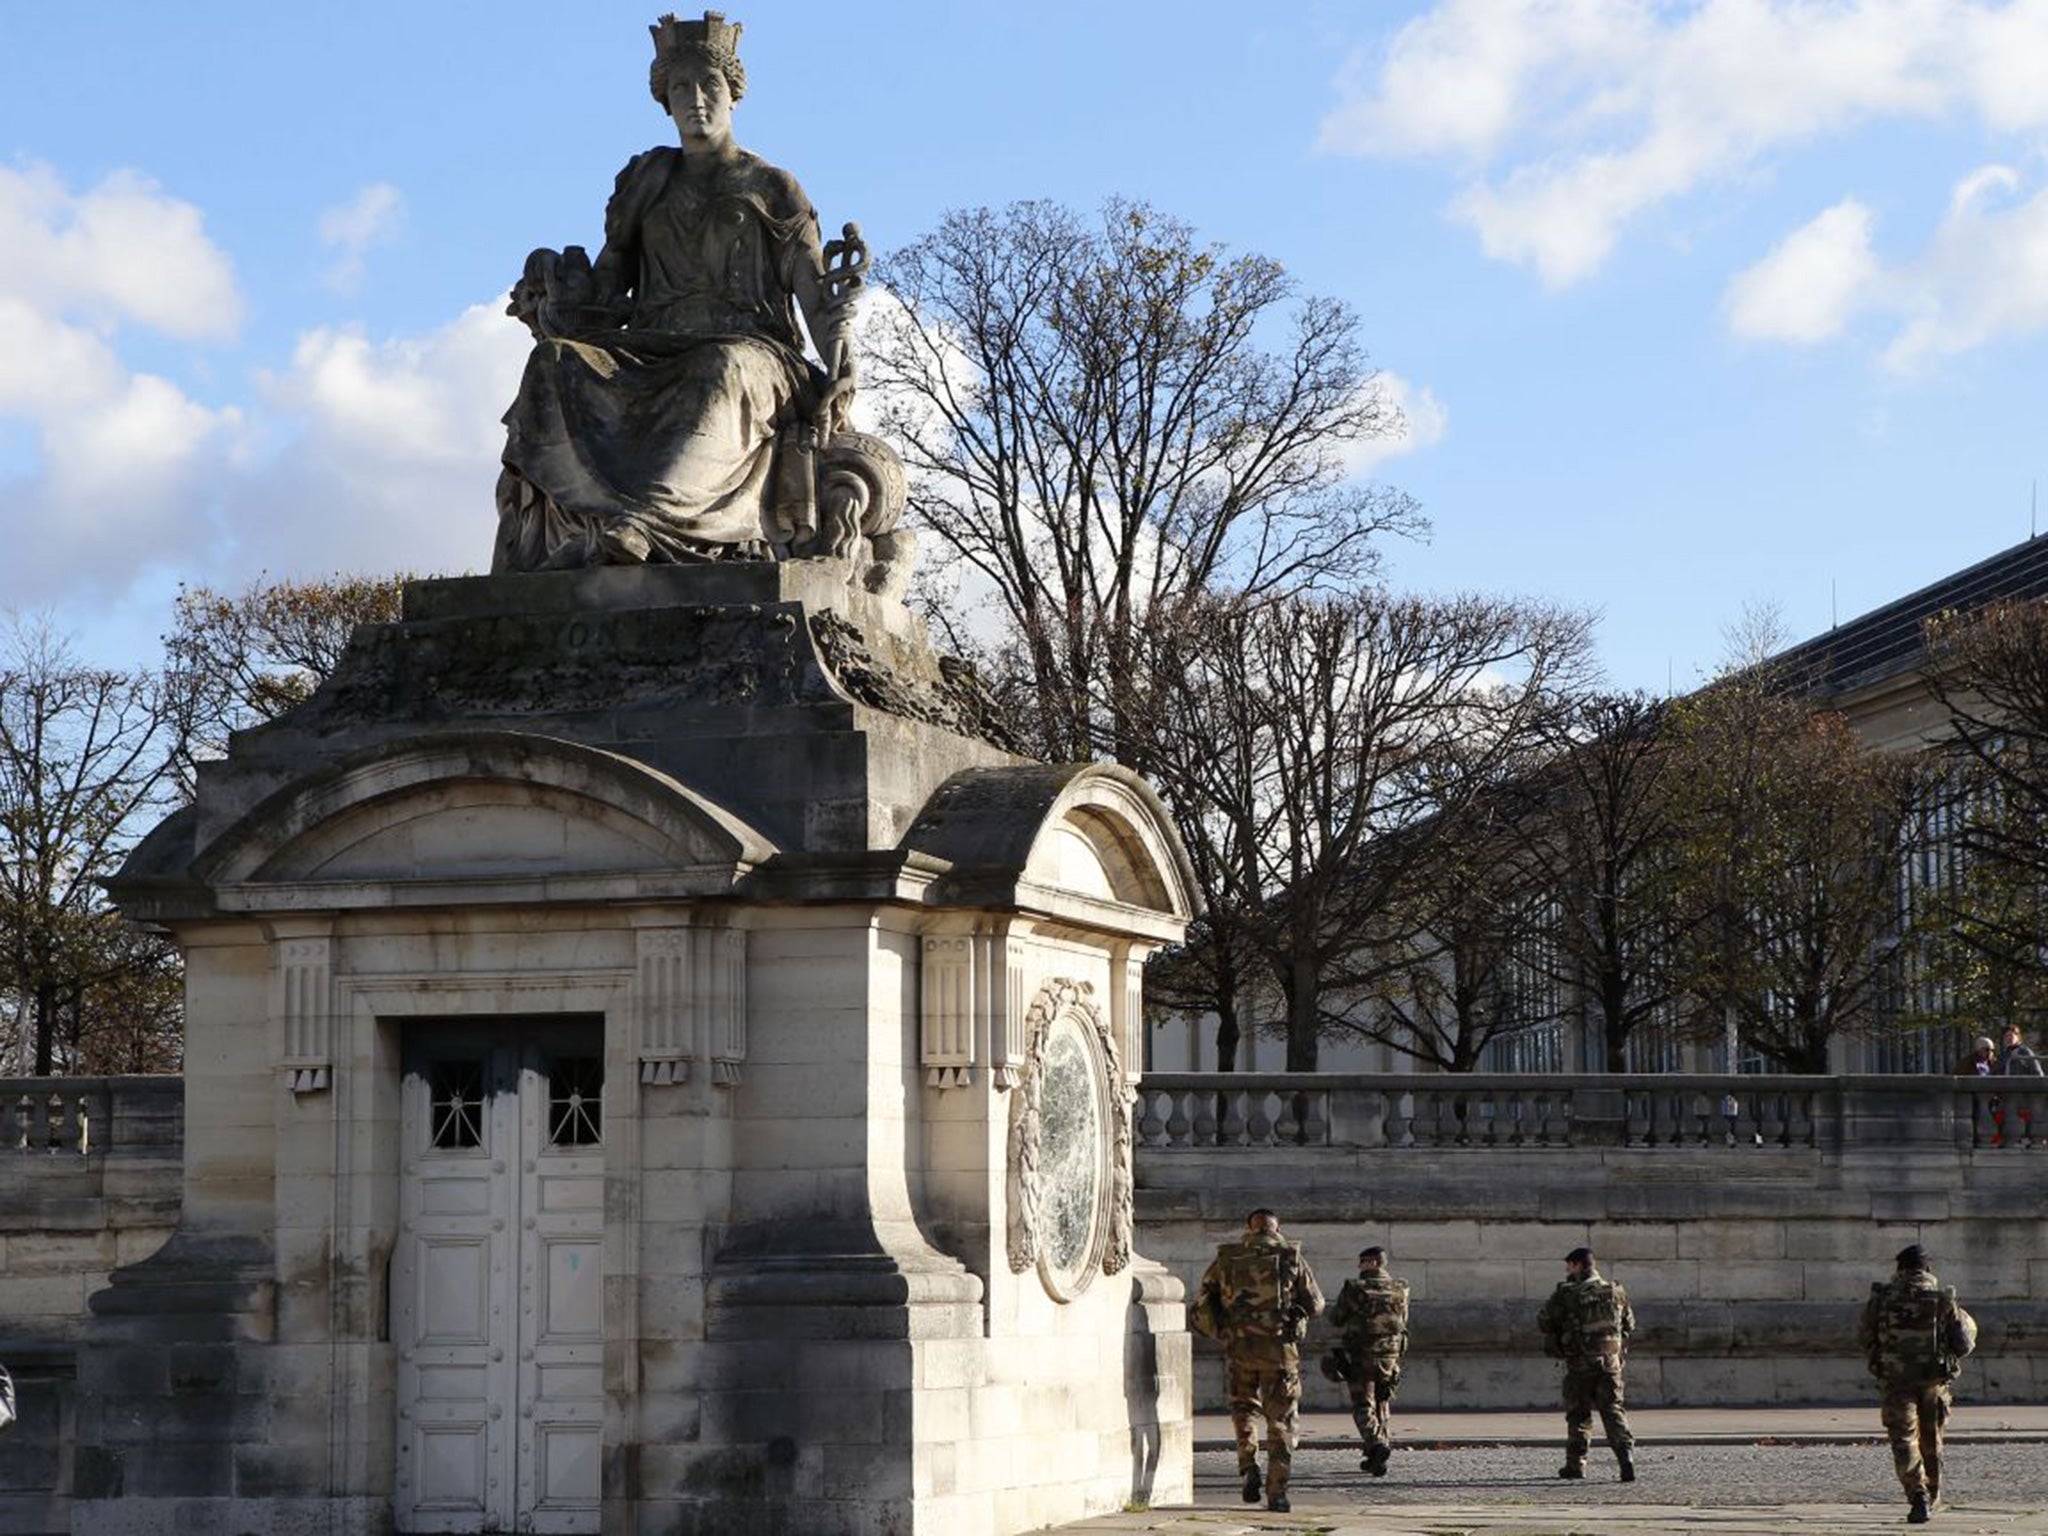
[195,732,775,904]
[901,764,1197,932]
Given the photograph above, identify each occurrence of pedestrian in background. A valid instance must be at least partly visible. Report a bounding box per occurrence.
[1537,1245,1636,1482]
[1857,1243,1977,1525]
[1191,1208,1324,1513]
[1955,1036,1996,1076]
[1325,1244,1409,1477]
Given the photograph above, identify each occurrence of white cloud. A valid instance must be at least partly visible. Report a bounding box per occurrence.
[1337,372,1449,478]
[318,182,406,293]
[0,158,527,605]
[0,164,246,601]
[226,300,528,576]
[1322,0,2048,288]
[1725,198,1881,342]
[1883,164,2048,370]
[0,162,243,340]
[1722,164,2048,369]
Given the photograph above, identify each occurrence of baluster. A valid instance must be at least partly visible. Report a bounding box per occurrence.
[1275,1091,1302,1144]
[1389,1090,1415,1149]
[1530,1094,1552,1146]
[1622,1090,1647,1147]
[1139,1089,1167,1148]
[30,1093,54,1152]
[1788,1090,1814,1148]
[1191,1089,1218,1146]
[2,1093,22,1151]
[1301,1089,1329,1145]
[1204,1089,1236,1146]
[1149,1088,1175,1146]
[1246,1092,1275,1145]
[1430,1092,1458,1147]
[1503,1091,1524,1147]
[2015,1087,2042,1148]
[1685,1092,1710,1146]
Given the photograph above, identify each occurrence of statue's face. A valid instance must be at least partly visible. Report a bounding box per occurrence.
[667,59,733,150]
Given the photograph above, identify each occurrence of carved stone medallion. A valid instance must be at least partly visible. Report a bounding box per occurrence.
[1004,978,1134,1299]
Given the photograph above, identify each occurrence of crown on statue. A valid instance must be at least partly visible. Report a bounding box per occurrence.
[650,11,744,67]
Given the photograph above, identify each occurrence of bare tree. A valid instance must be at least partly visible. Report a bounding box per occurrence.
[1138,586,1591,1070]
[869,199,1423,763]
[1142,798,1269,1071]
[1498,692,1689,1071]
[1343,795,1563,1071]
[0,618,187,1075]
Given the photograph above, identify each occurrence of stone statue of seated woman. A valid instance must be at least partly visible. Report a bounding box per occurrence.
[494,10,913,599]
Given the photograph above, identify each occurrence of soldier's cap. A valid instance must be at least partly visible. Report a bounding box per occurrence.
[1896,1243,1931,1270]
[1359,1245,1385,1261]
[1564,1246,1594,1265]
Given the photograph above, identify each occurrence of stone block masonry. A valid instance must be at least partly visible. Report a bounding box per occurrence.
[1138,1072,2048,1411]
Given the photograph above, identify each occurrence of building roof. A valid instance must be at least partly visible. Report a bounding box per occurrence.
[1768,535,2048,699]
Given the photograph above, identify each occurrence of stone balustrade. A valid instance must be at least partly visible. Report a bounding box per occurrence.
[1136,1071,2048,1152]
[0,1075,183,1338]
[1137,1071,2048,1411]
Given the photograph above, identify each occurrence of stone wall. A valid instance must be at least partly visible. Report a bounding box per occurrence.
[1137,1072,2048,1412]
[0,1078,183,1536]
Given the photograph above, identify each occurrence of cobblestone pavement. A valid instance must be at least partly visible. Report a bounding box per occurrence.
[1040,1443,2048,1534]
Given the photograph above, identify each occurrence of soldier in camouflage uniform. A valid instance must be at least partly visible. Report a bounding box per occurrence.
[1325,1245,1409,1476]
[1857,1244,1978,1525]
[1192,1208,1324,1513]
[1536,1245,1636,1482]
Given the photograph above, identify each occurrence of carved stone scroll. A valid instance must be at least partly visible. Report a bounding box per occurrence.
[275,935,334,1095]
[636,924,748,1087]
[921,936,975,1087]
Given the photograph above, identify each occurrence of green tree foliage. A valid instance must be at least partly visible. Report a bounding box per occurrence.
[1662,665,1924,1073]
[1918,598,2048,1037]
[166,571,408,788]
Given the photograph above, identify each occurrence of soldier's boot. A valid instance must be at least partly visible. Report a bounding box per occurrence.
[1366,1444,1392,1477]
[1266,1492,1291,1514]
[1557,1462,1584,1479]
[1239,1463,1261,1504]
[1907,1491,1930,1524]
[1617,1449,1636,1482]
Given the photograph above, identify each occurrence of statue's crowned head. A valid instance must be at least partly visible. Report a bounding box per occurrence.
[649,11,747,108]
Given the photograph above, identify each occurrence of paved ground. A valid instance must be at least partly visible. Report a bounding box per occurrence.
[1039,1407,2048,1535]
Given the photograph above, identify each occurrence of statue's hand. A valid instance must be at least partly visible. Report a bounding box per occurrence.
[508,246,624,340]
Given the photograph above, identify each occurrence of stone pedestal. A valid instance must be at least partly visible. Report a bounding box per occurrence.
[88,562,1193,1535]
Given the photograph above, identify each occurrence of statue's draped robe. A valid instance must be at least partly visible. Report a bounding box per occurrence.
[498,147,824,570]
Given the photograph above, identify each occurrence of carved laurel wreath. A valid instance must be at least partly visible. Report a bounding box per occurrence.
[1004,977,1135,1286]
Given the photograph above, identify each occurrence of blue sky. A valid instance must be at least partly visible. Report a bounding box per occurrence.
[3,0,2045,693]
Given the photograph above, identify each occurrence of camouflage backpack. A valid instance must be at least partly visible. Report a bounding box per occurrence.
[1872,1280,1970,1385]
[1563,1278,1626,1366]
[1210,1238,1308,1342]
[1340,1276,1410,1356]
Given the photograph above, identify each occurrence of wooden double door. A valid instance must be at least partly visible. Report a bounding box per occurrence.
[393,1021,605,1534]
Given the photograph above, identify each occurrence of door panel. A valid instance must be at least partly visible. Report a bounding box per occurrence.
[395,1023,603,1535]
